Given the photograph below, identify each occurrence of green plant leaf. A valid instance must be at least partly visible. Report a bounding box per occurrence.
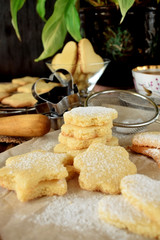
[35,0,81,62]
[36,0,47,22]
[35,19,67,62]
[10,0,26,41]
[35,12,68,61]
[65,1,82,42]
[118,0,134,22]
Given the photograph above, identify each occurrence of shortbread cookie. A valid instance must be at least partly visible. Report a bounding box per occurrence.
[63,106,118,127]
[78,38,104,73]
[0,150,72,201]
[1,92,37,107]
[0,83,19,93]
[120,174,160,223]
[61,122,113,140]
[131,131,160,167]
[17,179,67,202]
[98,195,160,238]
[130,145,160,168]
[54,136,118,157]
[72,58,81,82]
[58,133,111,150]
[17,81,60,94]
[0,92,10,101]
[74,143,137,194]
[54,143,86,158]
[51,41,78,74]
[12,76,39,86]
[132,131,160,148]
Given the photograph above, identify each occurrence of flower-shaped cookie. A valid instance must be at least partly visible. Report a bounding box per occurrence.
[0,150,72,201]
[74,143,137,194]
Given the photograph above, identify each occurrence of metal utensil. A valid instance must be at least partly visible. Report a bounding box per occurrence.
[85,89,160,134]
[32,69,81,129]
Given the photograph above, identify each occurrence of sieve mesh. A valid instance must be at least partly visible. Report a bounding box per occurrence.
[85,90,160,133]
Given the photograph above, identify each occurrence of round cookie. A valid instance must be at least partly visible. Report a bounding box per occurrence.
[98,195,160,239]
[120,174,160,224]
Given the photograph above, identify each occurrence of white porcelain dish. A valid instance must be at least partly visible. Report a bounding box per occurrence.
[132,65,160,104]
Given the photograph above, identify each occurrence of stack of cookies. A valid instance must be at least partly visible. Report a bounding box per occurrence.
[0,150,73,202]
[54,106,119,158]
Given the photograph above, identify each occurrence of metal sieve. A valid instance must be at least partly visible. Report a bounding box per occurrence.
[85,90,160,134]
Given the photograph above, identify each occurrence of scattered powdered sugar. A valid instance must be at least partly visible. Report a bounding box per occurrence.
[32,131,59,152]
[29,179,143,240]
[31,180,101,229]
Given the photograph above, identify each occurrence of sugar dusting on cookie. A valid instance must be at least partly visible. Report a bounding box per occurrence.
[74,143,137,194]
[63,106,118,127]
[144,148,160,164]
[65,106,117,116]
[6,151,68,171]
[121,174,160,205]
[132,132,160,148]
[64,106,118,122]
[98,195,160,238]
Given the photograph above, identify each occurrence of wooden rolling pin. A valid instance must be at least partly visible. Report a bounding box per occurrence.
[0,114,51,137]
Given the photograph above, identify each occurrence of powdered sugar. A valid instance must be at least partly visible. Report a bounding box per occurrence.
[144,148,160,163]
[29,179,143,240]
[1,129,160,240]
[64,106,117,117]
[32,131,59,152]
[121,174,160,205]
[132,132,160,148]
[5,151,69,184]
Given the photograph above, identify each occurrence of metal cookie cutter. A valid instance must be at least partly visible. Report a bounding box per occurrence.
[32,69,81,129]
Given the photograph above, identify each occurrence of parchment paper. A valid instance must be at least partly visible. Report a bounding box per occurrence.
[0,122,160,240]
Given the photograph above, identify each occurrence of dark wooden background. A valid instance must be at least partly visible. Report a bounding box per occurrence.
[0,0,55,82]
[1,1,160,88]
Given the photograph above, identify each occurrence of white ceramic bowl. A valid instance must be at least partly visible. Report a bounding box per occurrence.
[132,65,160,104]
